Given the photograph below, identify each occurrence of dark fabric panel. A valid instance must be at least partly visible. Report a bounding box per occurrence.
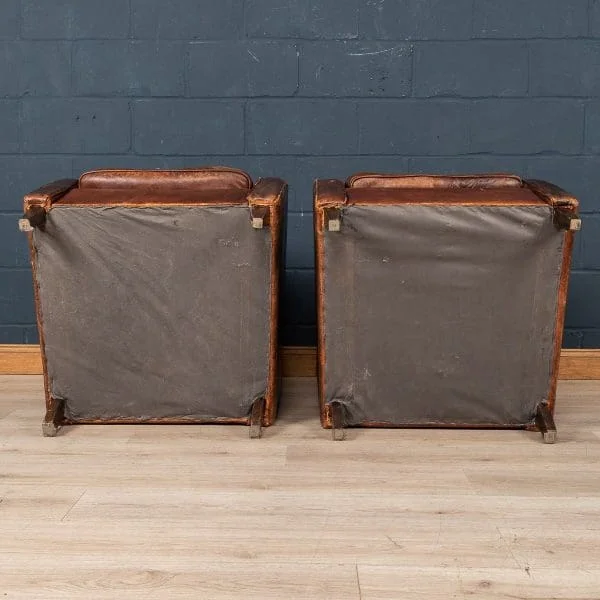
[323,204,563,426]
[34,205,271,421]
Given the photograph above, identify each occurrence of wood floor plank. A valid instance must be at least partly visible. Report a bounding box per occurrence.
[357,565,600,599]
[0,519,519,568]
[0,563,359,600]
[497,527,600,570]
[0,485,86,521]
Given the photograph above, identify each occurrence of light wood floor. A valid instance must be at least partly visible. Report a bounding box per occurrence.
[0,376,599,599]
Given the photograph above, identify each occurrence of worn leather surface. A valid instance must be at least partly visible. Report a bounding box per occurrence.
[347,173,523,189]
[524,179,579,209]
[313,179,346,209]
[24,179,78,211]
[346,187,544,206]
[257,179,287,425]
[79,167,252,191]
[55,188,249,206]
[248,178,287,205]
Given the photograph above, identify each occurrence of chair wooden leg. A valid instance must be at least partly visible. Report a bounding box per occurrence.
[536,403,557,444]
[249,397,265,439]
[330,401,346,441]
[42,397,65,437]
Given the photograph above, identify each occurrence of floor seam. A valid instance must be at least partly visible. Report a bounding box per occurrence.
[355,564,362,600]
[60,489,87,522]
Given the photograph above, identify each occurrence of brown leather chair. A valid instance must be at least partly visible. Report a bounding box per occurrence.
[314,174,580,443]
[20,167,286,438]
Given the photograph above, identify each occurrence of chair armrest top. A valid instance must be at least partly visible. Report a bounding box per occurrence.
[24,179,78,210]
[314,179,346,209]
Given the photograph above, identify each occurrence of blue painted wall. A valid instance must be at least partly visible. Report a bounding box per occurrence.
[0,0,599,346]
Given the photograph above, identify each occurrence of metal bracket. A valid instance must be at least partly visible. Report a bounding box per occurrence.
[553,208,581,232]
[249,397,265,439]
[19,205,47,232]
[535,403,557,444]
[330,401,346,441]
[42,397,65,437]
[250,206,268,229]
[325,208,341,232]
[18,218,33,232]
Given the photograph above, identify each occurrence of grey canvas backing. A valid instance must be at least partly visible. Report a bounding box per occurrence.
[323,204,564,426]
[34,205,271,421]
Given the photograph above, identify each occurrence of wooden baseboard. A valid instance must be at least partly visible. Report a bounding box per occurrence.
[0,345,44,376]
[0,345,599,379]
[555,350,600,380]
[281,346,318,377]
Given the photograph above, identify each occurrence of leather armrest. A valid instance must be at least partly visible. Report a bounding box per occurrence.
[524,179,580,231]
[24,179,78,211]
[524,179,578,209]
[314,179,346,232]
[247,178,287,206]
[313,179,346,209]
[247,178,287,229]
[20,179,78,232]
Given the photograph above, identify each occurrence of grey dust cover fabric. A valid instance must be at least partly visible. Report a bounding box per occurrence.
[323,204,564,426]
[33,205,271,421]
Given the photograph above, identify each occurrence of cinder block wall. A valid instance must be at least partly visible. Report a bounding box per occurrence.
[1,0,599,346]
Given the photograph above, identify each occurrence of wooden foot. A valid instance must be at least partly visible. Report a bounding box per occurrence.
[42,398,65,437]
[536,403,557,444]
[330,401,346,441]
[249,397,265,439]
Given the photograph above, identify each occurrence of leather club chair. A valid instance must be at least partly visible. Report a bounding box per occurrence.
[314,173,580,443]
[20,167,286,438]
